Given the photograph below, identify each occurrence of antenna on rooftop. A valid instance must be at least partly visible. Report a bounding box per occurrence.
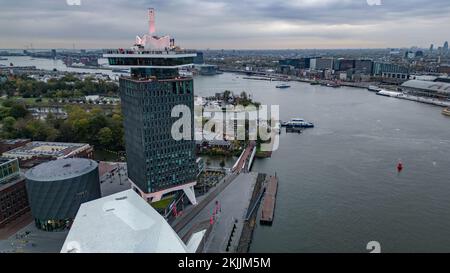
[148,8,155,35]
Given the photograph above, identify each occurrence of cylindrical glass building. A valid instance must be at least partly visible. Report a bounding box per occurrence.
[25,158,101,231]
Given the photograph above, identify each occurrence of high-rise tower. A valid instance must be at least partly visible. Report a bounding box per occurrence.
[104,9,198,205]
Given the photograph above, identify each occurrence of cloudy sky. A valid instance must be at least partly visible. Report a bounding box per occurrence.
[0,0,449,49]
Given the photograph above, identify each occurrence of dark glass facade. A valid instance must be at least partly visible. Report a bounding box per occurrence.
[354,60,374,75]
[131,68,179,79]
[338,59,356,71]
[279,58,311,69]
[108,57,194,67]
[25,159,100,232]
[120,75,197,194]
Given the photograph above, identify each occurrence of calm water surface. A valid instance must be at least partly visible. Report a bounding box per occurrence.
[195,73,450,253]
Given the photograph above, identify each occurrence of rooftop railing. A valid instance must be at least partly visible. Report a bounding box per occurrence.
[104,48,197,55]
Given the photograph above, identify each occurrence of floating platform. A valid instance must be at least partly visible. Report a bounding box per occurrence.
[260,176,278,225]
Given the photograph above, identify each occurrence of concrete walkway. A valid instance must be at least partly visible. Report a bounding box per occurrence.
[179,173,258,253]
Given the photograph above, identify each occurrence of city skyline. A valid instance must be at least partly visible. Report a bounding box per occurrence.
[0,0,449,50]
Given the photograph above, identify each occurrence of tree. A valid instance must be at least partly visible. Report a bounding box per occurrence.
[98,127,114,148]
[1,116,16,137]
[9,103,29,119]
[22,119,58,141]
[240,91,248,100]
[223,90,232,101]
[0,107,11,120]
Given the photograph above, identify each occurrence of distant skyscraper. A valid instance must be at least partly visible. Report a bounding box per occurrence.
[444,41,449,52]
[104,9,198,204]
[430,44,434,52]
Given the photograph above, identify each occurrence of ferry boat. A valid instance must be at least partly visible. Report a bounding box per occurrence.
[276,83,291,89]
[281,118,314,128]
[367,85,382,92]
[376,90,404,97]
[310,80,320,85]
[442,108,450,117]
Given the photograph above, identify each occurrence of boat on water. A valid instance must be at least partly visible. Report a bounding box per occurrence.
[281,118,314,128]
[442,108,450,117]
[310,81,320,85]
[276,83,291,89]
[367,85,382,92]
[326,82,340,88]
[0,57,8,61]
[179,69,193,77]
[376,90,403,97]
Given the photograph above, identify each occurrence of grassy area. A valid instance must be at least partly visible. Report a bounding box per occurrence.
[151,196,175,210]
[93,149,125,162]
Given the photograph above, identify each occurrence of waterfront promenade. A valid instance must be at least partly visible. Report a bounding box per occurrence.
[171,143,259,252]
[172,143,255,231]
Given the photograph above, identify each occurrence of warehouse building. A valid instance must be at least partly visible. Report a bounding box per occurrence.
[401,80,450,99]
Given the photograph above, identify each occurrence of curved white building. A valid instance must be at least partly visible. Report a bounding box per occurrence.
[61,189,205,253]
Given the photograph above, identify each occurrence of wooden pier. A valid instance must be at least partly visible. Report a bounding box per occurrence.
[260,176,278,225]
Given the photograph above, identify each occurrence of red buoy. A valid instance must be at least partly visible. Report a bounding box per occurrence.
[397,162,403,172]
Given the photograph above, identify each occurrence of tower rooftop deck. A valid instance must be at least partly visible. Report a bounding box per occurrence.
[104,48,196,57]
[119,75,193,82]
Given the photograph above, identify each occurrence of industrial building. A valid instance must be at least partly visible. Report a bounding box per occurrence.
[24,158,101,231]
[0,157,30,228]
[60,189,206,253]
[401,80,450,99]
[103,8,198,205]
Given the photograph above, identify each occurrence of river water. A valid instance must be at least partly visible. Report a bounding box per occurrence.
[4,56,450,253]
[195,73,450,253]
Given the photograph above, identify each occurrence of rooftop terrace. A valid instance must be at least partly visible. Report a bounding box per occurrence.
[3,141,91,159]
[104,49,196,56]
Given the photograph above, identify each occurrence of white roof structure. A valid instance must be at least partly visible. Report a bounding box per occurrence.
[401,80,450,95]
[61,189,204,253]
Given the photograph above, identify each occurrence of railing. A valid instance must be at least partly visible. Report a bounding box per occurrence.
[104,49,197,55]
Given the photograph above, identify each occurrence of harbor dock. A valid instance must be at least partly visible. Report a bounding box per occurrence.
[376,90,450,107]
[260,175,278,225]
